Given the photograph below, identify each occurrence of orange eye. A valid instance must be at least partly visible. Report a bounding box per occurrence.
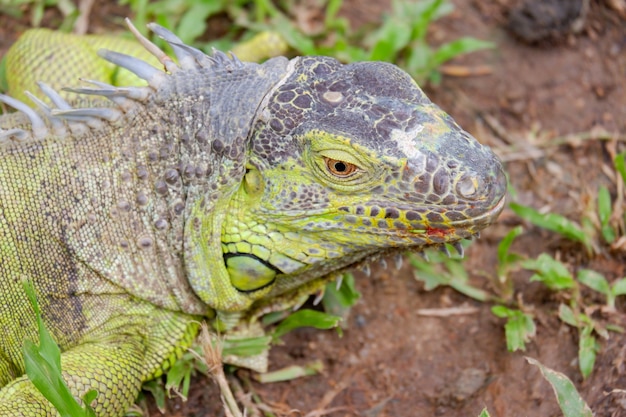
[324,157,358,177]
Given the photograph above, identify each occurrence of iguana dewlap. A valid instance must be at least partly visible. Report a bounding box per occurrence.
[0,21,506,416]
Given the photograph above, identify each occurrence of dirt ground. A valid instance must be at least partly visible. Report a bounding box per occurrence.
[1,0,625,416]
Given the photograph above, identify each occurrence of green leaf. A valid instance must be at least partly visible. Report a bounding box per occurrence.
[597,186,612,225]
[255,360,324,383]
[558,304,578,327]
[491,306,536,351]
[272,309,341,341]
[22,341,91,417]
[411,252,490,302]
[597,186,615,243]
[405,41,432,83]
[614,152,626,185]
[324,0,346,31]
[497,226,524,264]
[81,390,98,416]
[578,325,598,379]
[448,270,490,302]
[22,280,61,371]
[491,305,512,318]
[612,278,626,296]
[270,15,317,55]
[526,357,593,417]
[578,268,618,309]
[510,203,593,253]
[142,380,167,413]
[478,408,491,417]
[176,2,227,44]
[606,323,625,333]
[368,17,412,61]
[432,37,494,68]
[22,280,95,417]
[522,254,575,290]
[164,353,195,399]
[577,269,610,296]
[222,335,272,357]
[409,0,450,41]
[322,273,361,321]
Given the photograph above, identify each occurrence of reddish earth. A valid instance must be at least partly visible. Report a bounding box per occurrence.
[1,1,625,416]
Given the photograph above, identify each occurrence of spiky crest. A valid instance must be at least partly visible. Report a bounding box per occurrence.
[0,19,248,149]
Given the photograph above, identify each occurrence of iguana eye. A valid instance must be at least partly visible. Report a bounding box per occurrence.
[324,157,358,177]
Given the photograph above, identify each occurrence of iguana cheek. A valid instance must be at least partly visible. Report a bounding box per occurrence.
[225,254,278,292]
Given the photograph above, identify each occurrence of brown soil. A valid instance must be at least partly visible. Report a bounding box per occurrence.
[1,1,625,416]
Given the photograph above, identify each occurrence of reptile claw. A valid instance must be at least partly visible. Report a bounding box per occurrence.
[335,274,344,291]
[394,254,404,270]
[415,251,430,262]
[452,241,464,258]
[379,258,388,270]
[439,245,451,258]
[312,290,325,306]
[362,264,371,277]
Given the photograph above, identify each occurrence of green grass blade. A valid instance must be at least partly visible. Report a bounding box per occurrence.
[22,280,95,417]
[510,203,593,253]
[558,304,578,327]
[526,357,593,417]
[432,37,494,68]
[175,2,224,44]
[270,15,317,55]
[255,360,324,383]
[368,18,412,61]
[578,326,598,379]
[491,306,536,351]
[164,353,195,400]
[410,0,447,41]
[222,335,273,357]
[597,186,616,243]
[612,278,626,297]
[577,269,610,297]
[522,253,575,290]
[614,152,626,185]
[497,226,524,264]
[322,273,361,321]
[272,309,341,341]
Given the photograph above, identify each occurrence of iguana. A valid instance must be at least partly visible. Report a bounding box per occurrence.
[0,20,506,416]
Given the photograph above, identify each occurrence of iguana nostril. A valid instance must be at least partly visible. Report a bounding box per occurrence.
[457,175,479,199]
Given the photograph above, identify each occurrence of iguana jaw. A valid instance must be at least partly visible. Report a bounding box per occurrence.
[217,157,505,304]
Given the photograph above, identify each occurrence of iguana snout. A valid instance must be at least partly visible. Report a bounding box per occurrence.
[393,120,507,241]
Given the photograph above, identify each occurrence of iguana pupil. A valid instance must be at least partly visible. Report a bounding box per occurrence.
[325,157,358,177]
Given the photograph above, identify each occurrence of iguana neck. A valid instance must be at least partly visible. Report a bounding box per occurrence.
[174,56,294,313]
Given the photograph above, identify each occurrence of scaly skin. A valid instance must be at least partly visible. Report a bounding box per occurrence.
[0,22,506,416]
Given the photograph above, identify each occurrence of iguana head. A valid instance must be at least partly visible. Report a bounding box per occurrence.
[221,56,506,298]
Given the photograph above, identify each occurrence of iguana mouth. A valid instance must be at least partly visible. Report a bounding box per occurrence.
[447,193,507,228]
[309,193,507,241]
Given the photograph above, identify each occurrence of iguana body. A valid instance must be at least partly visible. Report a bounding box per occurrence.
[0,22,506,416]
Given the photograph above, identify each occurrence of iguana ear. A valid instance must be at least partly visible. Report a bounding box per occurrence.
[243,166,264,197]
